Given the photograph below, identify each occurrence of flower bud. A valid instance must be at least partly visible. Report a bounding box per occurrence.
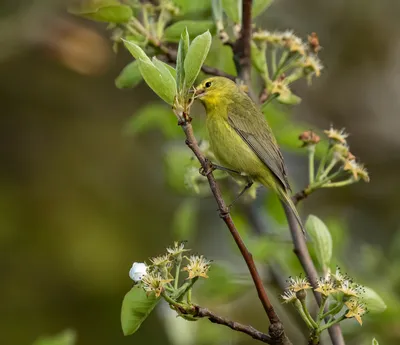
[299,130,320,146]
[308,32,321,54]
[129,262,148,282]
[296,289,307,301]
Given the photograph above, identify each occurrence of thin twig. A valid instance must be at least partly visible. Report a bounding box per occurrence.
[180,120,291,345]
[159,46,236,80]
[200,65,236,80]
[193,305,273,343]
[282,202,345,345]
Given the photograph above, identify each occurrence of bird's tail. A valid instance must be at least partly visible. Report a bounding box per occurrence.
[278,188,306,235]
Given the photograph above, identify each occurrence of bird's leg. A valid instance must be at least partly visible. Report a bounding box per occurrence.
[228,178,254,209]
[199,161,242,177]
[211,164,243,175]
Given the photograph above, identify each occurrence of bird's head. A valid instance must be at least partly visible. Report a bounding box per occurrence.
[194,77,238,107]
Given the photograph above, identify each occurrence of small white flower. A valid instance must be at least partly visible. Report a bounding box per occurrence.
[167,241,190,256]
[287,276,312,292]
[324,127,349,144]
[281,290,297,304]
[183,255,212,279]
[338,280,359,297]
[129,262,148,282]
[315,277,336,296]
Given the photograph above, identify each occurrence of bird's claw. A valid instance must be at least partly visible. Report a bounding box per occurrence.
[199,161,215,176]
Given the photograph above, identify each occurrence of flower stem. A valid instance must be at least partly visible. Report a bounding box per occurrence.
[322,178,355,188]
[278,50,289,69]
[321,302,344,319]
[271,48,277,75]
[174,256,182,290]
[308,145,316,184]
[175,278,198,301]
[307,170,342,193]
[316,296,328,325]
[142,5,150,32]
[273,52,300,79]
[261,93,279,109]
[164,284,175,293]
[316,146,331,179]
[156,7,166,40]
[294,300,315,329]
[130,17,148,36]
[318,315,346,333]
[162,291,186,309]
[319,158,338,180]
[261,42,270,81]
[285,68,304,84]
[300,298,318,329]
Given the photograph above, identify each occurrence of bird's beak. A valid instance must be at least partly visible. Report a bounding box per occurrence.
[193,87,206,98]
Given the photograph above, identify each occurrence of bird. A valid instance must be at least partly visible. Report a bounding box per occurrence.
[194,76,304,233]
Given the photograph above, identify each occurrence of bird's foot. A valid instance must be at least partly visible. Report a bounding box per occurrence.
[199,159,215,176]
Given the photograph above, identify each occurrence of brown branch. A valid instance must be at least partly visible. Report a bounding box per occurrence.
[193,305,273,343]
[232,0,253,84]
[158,45,236,80]
[291,189,310,205]
[200,65,235,80]
[180,120,291,345]
[282,202,345,345]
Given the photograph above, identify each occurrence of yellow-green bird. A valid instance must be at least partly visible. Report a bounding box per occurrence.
[195,76,304,232]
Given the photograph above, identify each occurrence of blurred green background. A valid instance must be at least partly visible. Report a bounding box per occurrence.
[1,0,400,344]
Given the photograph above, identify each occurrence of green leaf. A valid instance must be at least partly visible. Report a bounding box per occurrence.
[33,329,76,345]
[372,338,379,345]
[176,28,190,94]
[115,60,143,89]
[164,21,215,43]
[361,287,387,313]
[122,39,152,63]
[221,0,242,23]
[184,31,212,89]
[122,40,176,103]
[305,215,332,271]
[138,58,176,104]
[171,0,211,14]
[252,0,273,18]
[121,286,160,336]
[212,0,223,23]
[250,41,267,74]
[172,199,198,240]
[123,104,180,138]
[68,0,132,23]
[152,57,177,80]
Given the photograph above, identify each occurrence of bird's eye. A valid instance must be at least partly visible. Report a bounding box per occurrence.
[205,81,212,88]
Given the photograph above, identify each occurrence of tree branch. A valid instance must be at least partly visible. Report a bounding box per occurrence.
[291,189,309,205]
[158,45,236,80]
[179,119,291,345]
[232,0,253,84]
[193,305,273,343]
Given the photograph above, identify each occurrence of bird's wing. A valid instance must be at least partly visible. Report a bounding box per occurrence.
[227,101,291,191]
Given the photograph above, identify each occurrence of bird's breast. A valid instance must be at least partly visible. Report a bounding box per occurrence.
[206,115,266,177]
